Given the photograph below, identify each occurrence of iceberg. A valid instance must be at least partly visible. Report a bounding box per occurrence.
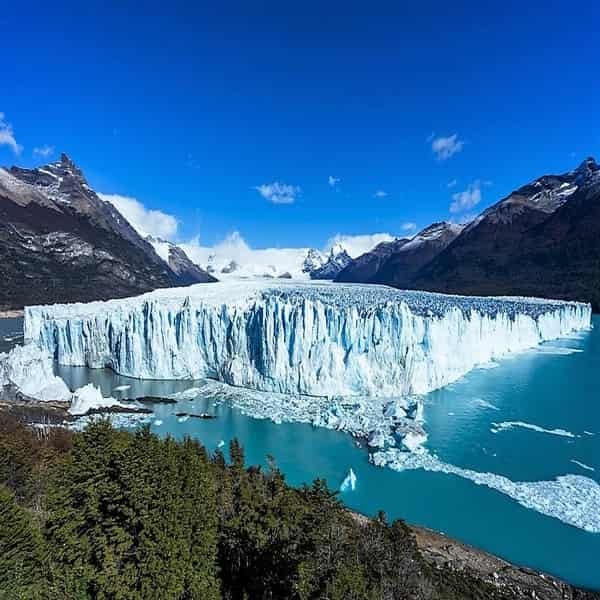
[23,280,591,398]
[340,468,357,492]
[69,383,125,416]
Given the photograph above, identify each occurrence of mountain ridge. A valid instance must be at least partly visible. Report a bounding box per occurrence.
[0,154,214,309]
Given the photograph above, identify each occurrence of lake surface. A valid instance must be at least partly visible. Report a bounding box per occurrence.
[5,316,600,589]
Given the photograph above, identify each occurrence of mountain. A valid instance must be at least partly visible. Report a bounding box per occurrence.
[146,237,216,285]
[336,223,463,287]
[308,244,352,279]
[0,154,214,309]
[335,238,410,283]
[411,158,600,308]
[370,222,465,287]
[302,248,325,275]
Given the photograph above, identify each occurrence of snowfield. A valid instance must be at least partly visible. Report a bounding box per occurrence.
[24,280,591,398]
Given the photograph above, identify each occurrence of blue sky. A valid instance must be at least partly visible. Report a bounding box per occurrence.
[2,1,599,251]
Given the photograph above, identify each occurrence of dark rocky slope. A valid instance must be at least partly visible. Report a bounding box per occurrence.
[0,154,214,309]
[336,237,410,283]
[369,222,464,287]
[412,158,600,309]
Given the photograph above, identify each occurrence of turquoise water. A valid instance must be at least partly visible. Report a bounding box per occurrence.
[46,318,600,590]
[0,317,24,353]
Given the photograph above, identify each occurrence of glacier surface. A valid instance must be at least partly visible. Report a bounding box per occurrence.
[24,280,591,399]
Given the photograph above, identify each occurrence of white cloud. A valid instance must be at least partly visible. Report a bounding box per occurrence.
[328,175,340,188]
[99,193,178,239]
[33,144,55,158]
[0,112,22,155]
[254,181,300,204]
[179,231,395,278]
[449,180,482,214]
[431,134,464,160]
[374,190,388,198]
[401,222,417,232]
[325,232,395,257]
[180,232,311,278]
[447,179,458,188]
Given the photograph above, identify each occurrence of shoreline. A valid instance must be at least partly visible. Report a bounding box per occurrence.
[0,309,24,318]
[351,511,599,598]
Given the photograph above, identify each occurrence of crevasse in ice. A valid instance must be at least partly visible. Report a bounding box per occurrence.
[24,280,592,398]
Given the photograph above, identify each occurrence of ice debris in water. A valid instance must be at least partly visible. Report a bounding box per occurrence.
[340,468,357,492]
[23,280,591,398]
[372,448,600,534]
[69,383,125,416]
[491,421,578,438]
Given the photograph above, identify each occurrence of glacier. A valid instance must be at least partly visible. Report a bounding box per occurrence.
[24,280,591,399]
[0,344,71,402]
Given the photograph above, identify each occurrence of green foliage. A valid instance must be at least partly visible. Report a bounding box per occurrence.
[0,486,46,599]
[45,421,220,599]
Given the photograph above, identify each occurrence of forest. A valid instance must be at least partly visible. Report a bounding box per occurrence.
[0,413,542,599]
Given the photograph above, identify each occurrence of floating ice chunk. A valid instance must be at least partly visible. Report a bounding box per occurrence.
[372,449,600,533]
[153,419,163,427]
[473,398,499,411]
[69,383,125,416]
[477,361,499,370]
[171,387,202,401]
[217,440,225,449]
[177,415,190,423]
[571,460,595,472]
[532,346,583,355]
[367,430,388,448]
[113,385,131,392]
[402,430,428,452]
[340,468,357,492]
[491,421,577,438]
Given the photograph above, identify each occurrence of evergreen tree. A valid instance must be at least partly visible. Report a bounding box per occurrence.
[0,486,46,599]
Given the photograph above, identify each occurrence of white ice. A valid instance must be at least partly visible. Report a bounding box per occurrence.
[340,468,357,492]
[491,421,578,438]
[69,383,125,416]
[0,344,71,402]
[24,280,592,399]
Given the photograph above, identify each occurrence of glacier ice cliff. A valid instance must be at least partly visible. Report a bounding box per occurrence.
[0,344,71,402]
[24,280,591,398]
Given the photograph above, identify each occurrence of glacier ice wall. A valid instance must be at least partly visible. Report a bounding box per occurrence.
[24,281,591,397]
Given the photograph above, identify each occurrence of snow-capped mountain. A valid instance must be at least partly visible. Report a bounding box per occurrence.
[411,157,600,309]
[146,236,216,284]
[0,154,213,309]
[337,222,463,287]
[308,244,353,279]
[336,157,600,310]
[180,234,363,281]
[302,248,325,274]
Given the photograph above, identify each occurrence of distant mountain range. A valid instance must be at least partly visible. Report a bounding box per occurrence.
[0,154,214,310]
[2,154,599,311]
[337,157,600,310]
